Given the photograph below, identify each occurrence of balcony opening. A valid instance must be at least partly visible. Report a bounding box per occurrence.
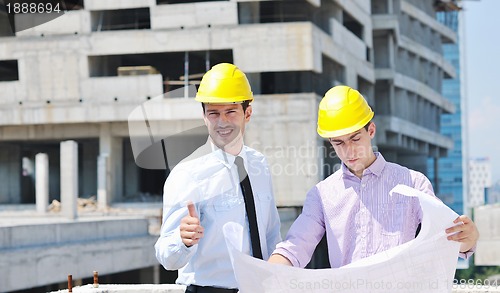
[238,0,331,34]
[317,55,345,95]
[123,138,167,203]
[258,0,313,23]
[91,8,150,31]
[373,33,391,69]
[357,76,374,107]
[0,60,19,81]
[259,55,344,96]
[343,11,363,40]
[371,0,390,14]
[261,71,314,95]
[4,139,96,205]
[88,50,233,92]
[374,80,391,115]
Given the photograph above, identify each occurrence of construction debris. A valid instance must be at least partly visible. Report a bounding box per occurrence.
[48,196,97,213]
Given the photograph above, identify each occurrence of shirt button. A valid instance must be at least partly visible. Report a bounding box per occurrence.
[362,183,366,188]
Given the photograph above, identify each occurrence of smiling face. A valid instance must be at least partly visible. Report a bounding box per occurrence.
[328,122,377,178]
[203,103,252,155]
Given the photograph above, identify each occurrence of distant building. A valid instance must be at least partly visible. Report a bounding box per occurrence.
[485,180,500,205]
[427,7,466,215]
[469,158,492,207]
[474,203,500,266]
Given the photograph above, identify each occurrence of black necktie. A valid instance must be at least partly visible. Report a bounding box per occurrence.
[235,156,263,259]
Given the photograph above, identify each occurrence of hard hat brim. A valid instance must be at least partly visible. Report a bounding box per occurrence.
[317,111,374,138]
[194,96,254,104]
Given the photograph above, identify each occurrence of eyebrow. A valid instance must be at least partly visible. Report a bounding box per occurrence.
[206,106,239,114]
[330,131,361,143]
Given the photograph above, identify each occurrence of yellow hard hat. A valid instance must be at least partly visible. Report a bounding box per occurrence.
[195,63,254,104]
[317,85,374,138]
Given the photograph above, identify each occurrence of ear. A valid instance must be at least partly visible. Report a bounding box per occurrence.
[244,105,252,122]
[368,122,376,139]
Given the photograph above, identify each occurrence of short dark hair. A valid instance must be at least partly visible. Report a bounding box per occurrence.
[363,120,372,131]
[201,100,251,113]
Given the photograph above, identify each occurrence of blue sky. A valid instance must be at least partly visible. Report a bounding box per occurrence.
[463,0,500,183]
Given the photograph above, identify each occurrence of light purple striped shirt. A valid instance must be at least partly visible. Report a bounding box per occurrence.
[274,153,440,268]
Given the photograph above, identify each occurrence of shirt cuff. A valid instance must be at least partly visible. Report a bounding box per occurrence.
[272,247,300,267]
[459,245,476,260]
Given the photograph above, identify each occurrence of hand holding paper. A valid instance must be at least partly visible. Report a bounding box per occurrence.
[224,185,462,293]
[446,214,479,253]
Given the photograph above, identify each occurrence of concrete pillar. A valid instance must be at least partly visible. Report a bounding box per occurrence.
[389,82,396,114]
[60,140,78,219]
[388,34,395,70]
[332,4,342,22]
[35,153,49,213]
[97,153,110,209]
[99,123,123,204]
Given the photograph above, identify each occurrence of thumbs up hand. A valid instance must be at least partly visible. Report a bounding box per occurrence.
[180,201,204,247]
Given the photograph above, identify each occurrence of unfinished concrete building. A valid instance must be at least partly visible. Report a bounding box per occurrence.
[371,0,456,175]
[0,0,457,291]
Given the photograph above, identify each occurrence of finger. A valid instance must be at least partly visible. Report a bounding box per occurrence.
[181,230,200,240]
[445,221,466,234]
[453,215,470,224]
[183,238,200,247]
[447,231,471,242]
[187,201,198,219]
[183,216,200,225]
[461,216,472,224]
[180,223,198,232]
[445,225,460,234]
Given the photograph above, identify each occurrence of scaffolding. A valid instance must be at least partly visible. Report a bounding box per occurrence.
[434,0,462,11]
[434,0,481,12]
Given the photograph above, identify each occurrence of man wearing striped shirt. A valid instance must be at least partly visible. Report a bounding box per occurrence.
[268,85,479,268]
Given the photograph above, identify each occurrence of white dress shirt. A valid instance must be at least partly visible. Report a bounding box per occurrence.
[155,143,282,289]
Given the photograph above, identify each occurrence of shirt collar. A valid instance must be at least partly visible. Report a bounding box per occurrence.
[341,152,386,178]
[209,140,247,169]
[368,152,385,177]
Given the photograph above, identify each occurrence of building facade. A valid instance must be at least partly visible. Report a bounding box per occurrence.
[485,181,500,205]
[0,0,456,207]
[469,157,492,207]
[426,8,466,215]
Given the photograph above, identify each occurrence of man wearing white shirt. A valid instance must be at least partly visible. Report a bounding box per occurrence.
[155,63,282,293]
